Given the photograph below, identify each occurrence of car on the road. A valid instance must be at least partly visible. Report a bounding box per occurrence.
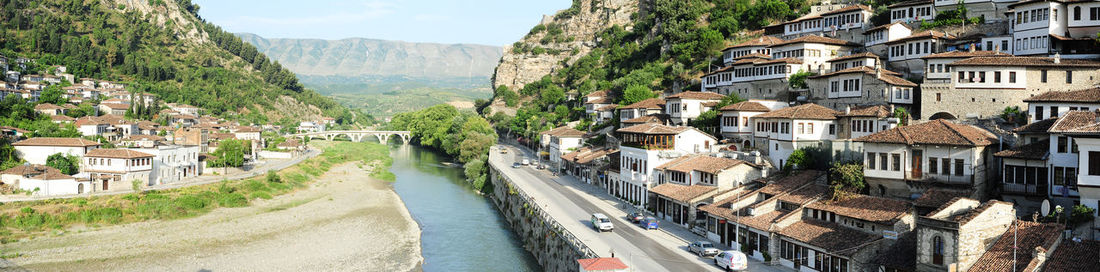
[512,162,521,168]
[590,213,613,232]
[521,159,530,165]
[714,250,748,271]
[627,212,645,223]
[688,241,720,257]
[536,164,546,170]
[642,216,659,230]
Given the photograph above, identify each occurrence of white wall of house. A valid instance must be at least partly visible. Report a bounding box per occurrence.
[14,145,95,165]
[129,145,200,185]
[1073,137,1100,239]
[1049,133,1082,197]
[953,66,1028,89]
[83,155,153,185]
[863,143,981,183]
[13,176,89,196]
[1027,102,1100,121]
[890,4,934,23]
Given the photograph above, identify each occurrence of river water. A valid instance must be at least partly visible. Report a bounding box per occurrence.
[388,144,541,271]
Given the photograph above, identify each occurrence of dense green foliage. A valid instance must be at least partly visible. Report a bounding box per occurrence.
[828,163,866,200]
[920,1,983,29]
[209,139,250,168]
[0,0,355,124]
[388,104,498,191]
[45,153,79,175]
[0,138,18,170]
[788,71,813,89]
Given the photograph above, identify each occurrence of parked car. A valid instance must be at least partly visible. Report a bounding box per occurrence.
[590,213,613,232]
[688,241,720,257]
[627,212,645,223]
[521,159,530,165]
[714,250,748,271]
[642,216,659,230]
[512,162,521,168]
[536,164,546,170]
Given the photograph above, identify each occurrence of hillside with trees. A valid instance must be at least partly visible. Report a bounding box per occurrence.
[0,0,367,125]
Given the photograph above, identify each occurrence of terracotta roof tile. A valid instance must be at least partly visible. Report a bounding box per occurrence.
[577,258,628,270]
[853,119,997,146]
[921,50,1012,59]
[622,115,664,124]
[779,220,882,254]
[827,52,880,63]
[50,115,75,121]
[596,104,618,111]
[619,98,665,109]
[12,137,100,147]
[0,164,74,180]
[650,183,719,203]
[667,91,726,100]
[993,140,1049,160]
[1024,88,1100,103]
[720,101,771,112]
[34,103,63,110]
[723,36,785,50]
[585,97,612,104]
[811,65,901,79]
[561,148,615,165]
[949,200,1013,225]
[806,194,911,224]
[771,35,859,47]
[775,184,831,205]
[820,4,872,16]
[541,126,585,137]
[616,123,692,135]
[756,103,840,120]
[1043,239,1100,272]
[85,148,154,159]
[885,31,955,45]
[1015,118,1058,133]
[584,90,608,98]
[866,22,909,33]
[1048,111,1100,134]
[914,189,970,209]
[969,221,1063,272]
[836,105,892,117]
[758,171,824,195]
[951,56,1100,67]
[655,155,752,174]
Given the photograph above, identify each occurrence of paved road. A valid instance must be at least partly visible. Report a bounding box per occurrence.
[492,144,792,272]
[0,149,321,203]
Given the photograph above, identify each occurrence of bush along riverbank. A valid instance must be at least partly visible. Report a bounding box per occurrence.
[0,141,393,243]
[387,104,497,193]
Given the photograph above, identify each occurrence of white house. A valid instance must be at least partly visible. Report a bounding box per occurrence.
[889,0,935,23]
[721,36,783,65]
[616,123,717,207]
[920,50,1012,83]
[541,126,585,172]
[719,100,787,147]
[128,145,200,185]
[0,164,90,196]
[1073,133,1100,240]
[82,148,154,191]
[768,35,858,73]
[297,121,326,133]
[12,137,101,165]
[167,103,201,116]
[1008,0,1100,58]
[1023,88,1100,122]
[618,98,665,123]
[665,91,726,125]
[886,31,955,75]
[753,103,840,168]
[855,120,998,200]
[583,90,615,123]
[650,154,762,227]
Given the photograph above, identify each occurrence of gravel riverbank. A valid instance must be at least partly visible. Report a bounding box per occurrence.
[0,163,423,272]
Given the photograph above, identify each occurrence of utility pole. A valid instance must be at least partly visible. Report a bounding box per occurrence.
[1012,220,1018,272]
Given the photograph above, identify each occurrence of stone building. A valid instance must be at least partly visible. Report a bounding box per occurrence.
[915,198,1015,272]
[649,154,762,228]
[805,66,917,112]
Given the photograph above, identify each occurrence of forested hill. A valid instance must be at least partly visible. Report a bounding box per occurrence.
[485,0,815,137]
[0,0,364,125]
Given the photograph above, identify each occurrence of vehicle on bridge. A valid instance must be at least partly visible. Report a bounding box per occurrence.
[590,213,613,232]
[714,250,748,271]
[688,241,720,257]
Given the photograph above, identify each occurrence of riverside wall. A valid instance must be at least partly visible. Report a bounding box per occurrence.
[488,163,598,272]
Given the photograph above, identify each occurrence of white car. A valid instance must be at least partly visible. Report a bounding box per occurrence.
[521,159,530,165]
[714,250,748,271]
[590,213,613,232]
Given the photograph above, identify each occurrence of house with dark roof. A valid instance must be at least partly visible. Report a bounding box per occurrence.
[1009,0,1100,58]
[968,220,1064,272]
[914,198,1016,272]
[768,35,859,74]
[615,123,718,207]
[719,100,787,146]
[560,147,616,185]
[865,22,913,57]
[12,137,101,165]
[885,31,956,75]
[665,91,726,125]
[1024,88,1100,122]
[995,110,1100,216]
[754,103,841,168]
[700,53,802,100]
[649,154,762,227]
[1041,239,1100,271]
[854,119,998,200]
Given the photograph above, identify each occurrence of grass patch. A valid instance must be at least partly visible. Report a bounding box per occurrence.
[264,196,322,212]
[0,141,394,242]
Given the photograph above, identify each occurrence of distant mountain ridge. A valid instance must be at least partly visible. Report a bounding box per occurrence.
[238,33,503,81]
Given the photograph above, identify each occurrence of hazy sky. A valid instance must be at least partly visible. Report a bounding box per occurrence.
[192,0,570,46]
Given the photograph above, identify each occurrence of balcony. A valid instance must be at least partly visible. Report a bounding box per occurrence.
[906,171,974,185]
[1001,183,1045,196]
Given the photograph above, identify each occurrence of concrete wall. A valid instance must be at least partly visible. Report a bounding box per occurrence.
[489,165,596,272]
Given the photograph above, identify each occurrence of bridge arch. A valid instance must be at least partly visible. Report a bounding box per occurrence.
[928,112,957,120]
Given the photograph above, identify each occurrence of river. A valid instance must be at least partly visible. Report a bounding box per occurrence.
[389,144,542,271]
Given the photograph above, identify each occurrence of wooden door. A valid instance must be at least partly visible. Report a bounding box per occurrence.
[912,150,923,179]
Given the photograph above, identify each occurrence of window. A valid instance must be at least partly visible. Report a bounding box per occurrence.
[1009,72,1017,83]
[1092,7,1099,20]
[798,123,805,134]
[929,158,938,174]
[1036,107,1044,121]
[808,123,814,134]
[892,154,901,171]
[1075,6,1081,21]
[942,158,951,175]
[880,153,889,171]
[1067,71,1073,84]
[1092,152,1100,176]
[994,71,1001,83]
[933,236,944,265]
[1041,70,1048,83]
[1059,136,1069,153]
[955,159,965,176]
[829,124,836,135]
[868,152,876,169]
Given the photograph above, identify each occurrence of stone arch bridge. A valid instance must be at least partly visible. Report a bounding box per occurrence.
[291,130,411,144]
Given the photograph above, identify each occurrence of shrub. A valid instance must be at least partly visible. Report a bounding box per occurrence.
[217,193,248,208]
[266,170,282,183]
[251,192,273,200]
[175,195,209,210]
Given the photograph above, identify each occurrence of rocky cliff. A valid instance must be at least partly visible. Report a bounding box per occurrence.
[491,0,639,91]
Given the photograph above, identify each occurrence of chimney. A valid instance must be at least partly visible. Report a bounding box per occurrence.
[1054,53,1061,64]
[846,106,852,115]
[890,104,895,113]
[876,69,882,79]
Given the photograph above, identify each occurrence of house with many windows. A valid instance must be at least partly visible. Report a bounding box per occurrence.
[1008,0,1100,58]
[665,91,726,125]
[806,66,917,111]
[616,123,717,207]
[885,31,955,76]
[719,100,787,148]
[618,98,665,123]
[865,23,913,57]
[12,137,101,165]
[889,0,935,23]
[649,155,762,227]
[753,103,841,168]
[583,90,615,123]
[720,36,782,65]
[82,148,154,192]
[768,35,859,74]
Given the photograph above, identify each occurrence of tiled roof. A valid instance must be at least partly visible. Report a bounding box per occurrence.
[584,90,608,98]
[820,4,871,16]
[755,58,803,65]
[616,123,691,135]
[778,220,882,254]
[756,103,839,120]
[100,103,129,110]
[720,101,771,112]
[836,105,892,117]
[774,184,831,205]
[827,52,879,63]
[812,66,900,78]
[879,73,918,87]
[949,200,1013,225]
[655,155,752,174]
[12,137,100,147]
[723,36,784,50]
[733,53,771,60]
[888,0,931,8]
[1024,88,1100,103]
[1048,111,1100,134]
[771,35,859,47]
[806,194,911,224]
[584,97,612,104]
[622,115,663,124]
[34,103,63,110]
[1043,239,1100,272]
[121,135,166,141]
[853,119,997,146]
[1015,118,1057,133]
[666,91,726,100]
[576,258,628,271]
[885,31,954,45]
[85,148,154,159]
[873,231,917,270]
[50,115,75,122]
[951,56,1100,67]
[650,183,719,203]
[993,140,1049,160]
[541,126,585,137]
[758,171,823,196]
[921,50,1012,59]
[913,188,969,209]
[968,221,1063,272]
[0,164,74,180]
[561,148,616,165]
[866,22,908,33]
[735,210,791,231]
[618,98,665,109]
[596,104,618,111]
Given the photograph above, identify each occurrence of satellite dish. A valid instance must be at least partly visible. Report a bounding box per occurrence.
[1041,199,1051,216]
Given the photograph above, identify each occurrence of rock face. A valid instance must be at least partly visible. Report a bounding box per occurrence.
[492,0,639,91]
[107,0,209,44]
[239,33,503,80]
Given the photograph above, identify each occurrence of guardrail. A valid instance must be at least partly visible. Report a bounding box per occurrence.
[493,161,600,259]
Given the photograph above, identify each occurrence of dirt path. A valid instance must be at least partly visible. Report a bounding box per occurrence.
[0,163,423,272]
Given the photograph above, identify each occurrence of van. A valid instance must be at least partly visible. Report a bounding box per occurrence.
[590,213,613,232]
[714,250,748,271]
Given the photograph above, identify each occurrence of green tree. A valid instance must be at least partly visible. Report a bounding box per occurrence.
[45,153,79,175]
[0,138,22,170]
[788,71,813,89]
[828,163,865,200]
[893,107,911,126]
[787,148,815,170]
[211,139,249,167]
[38,85,67,105]
[621,85,655,105]
[1068,204,1096,227]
